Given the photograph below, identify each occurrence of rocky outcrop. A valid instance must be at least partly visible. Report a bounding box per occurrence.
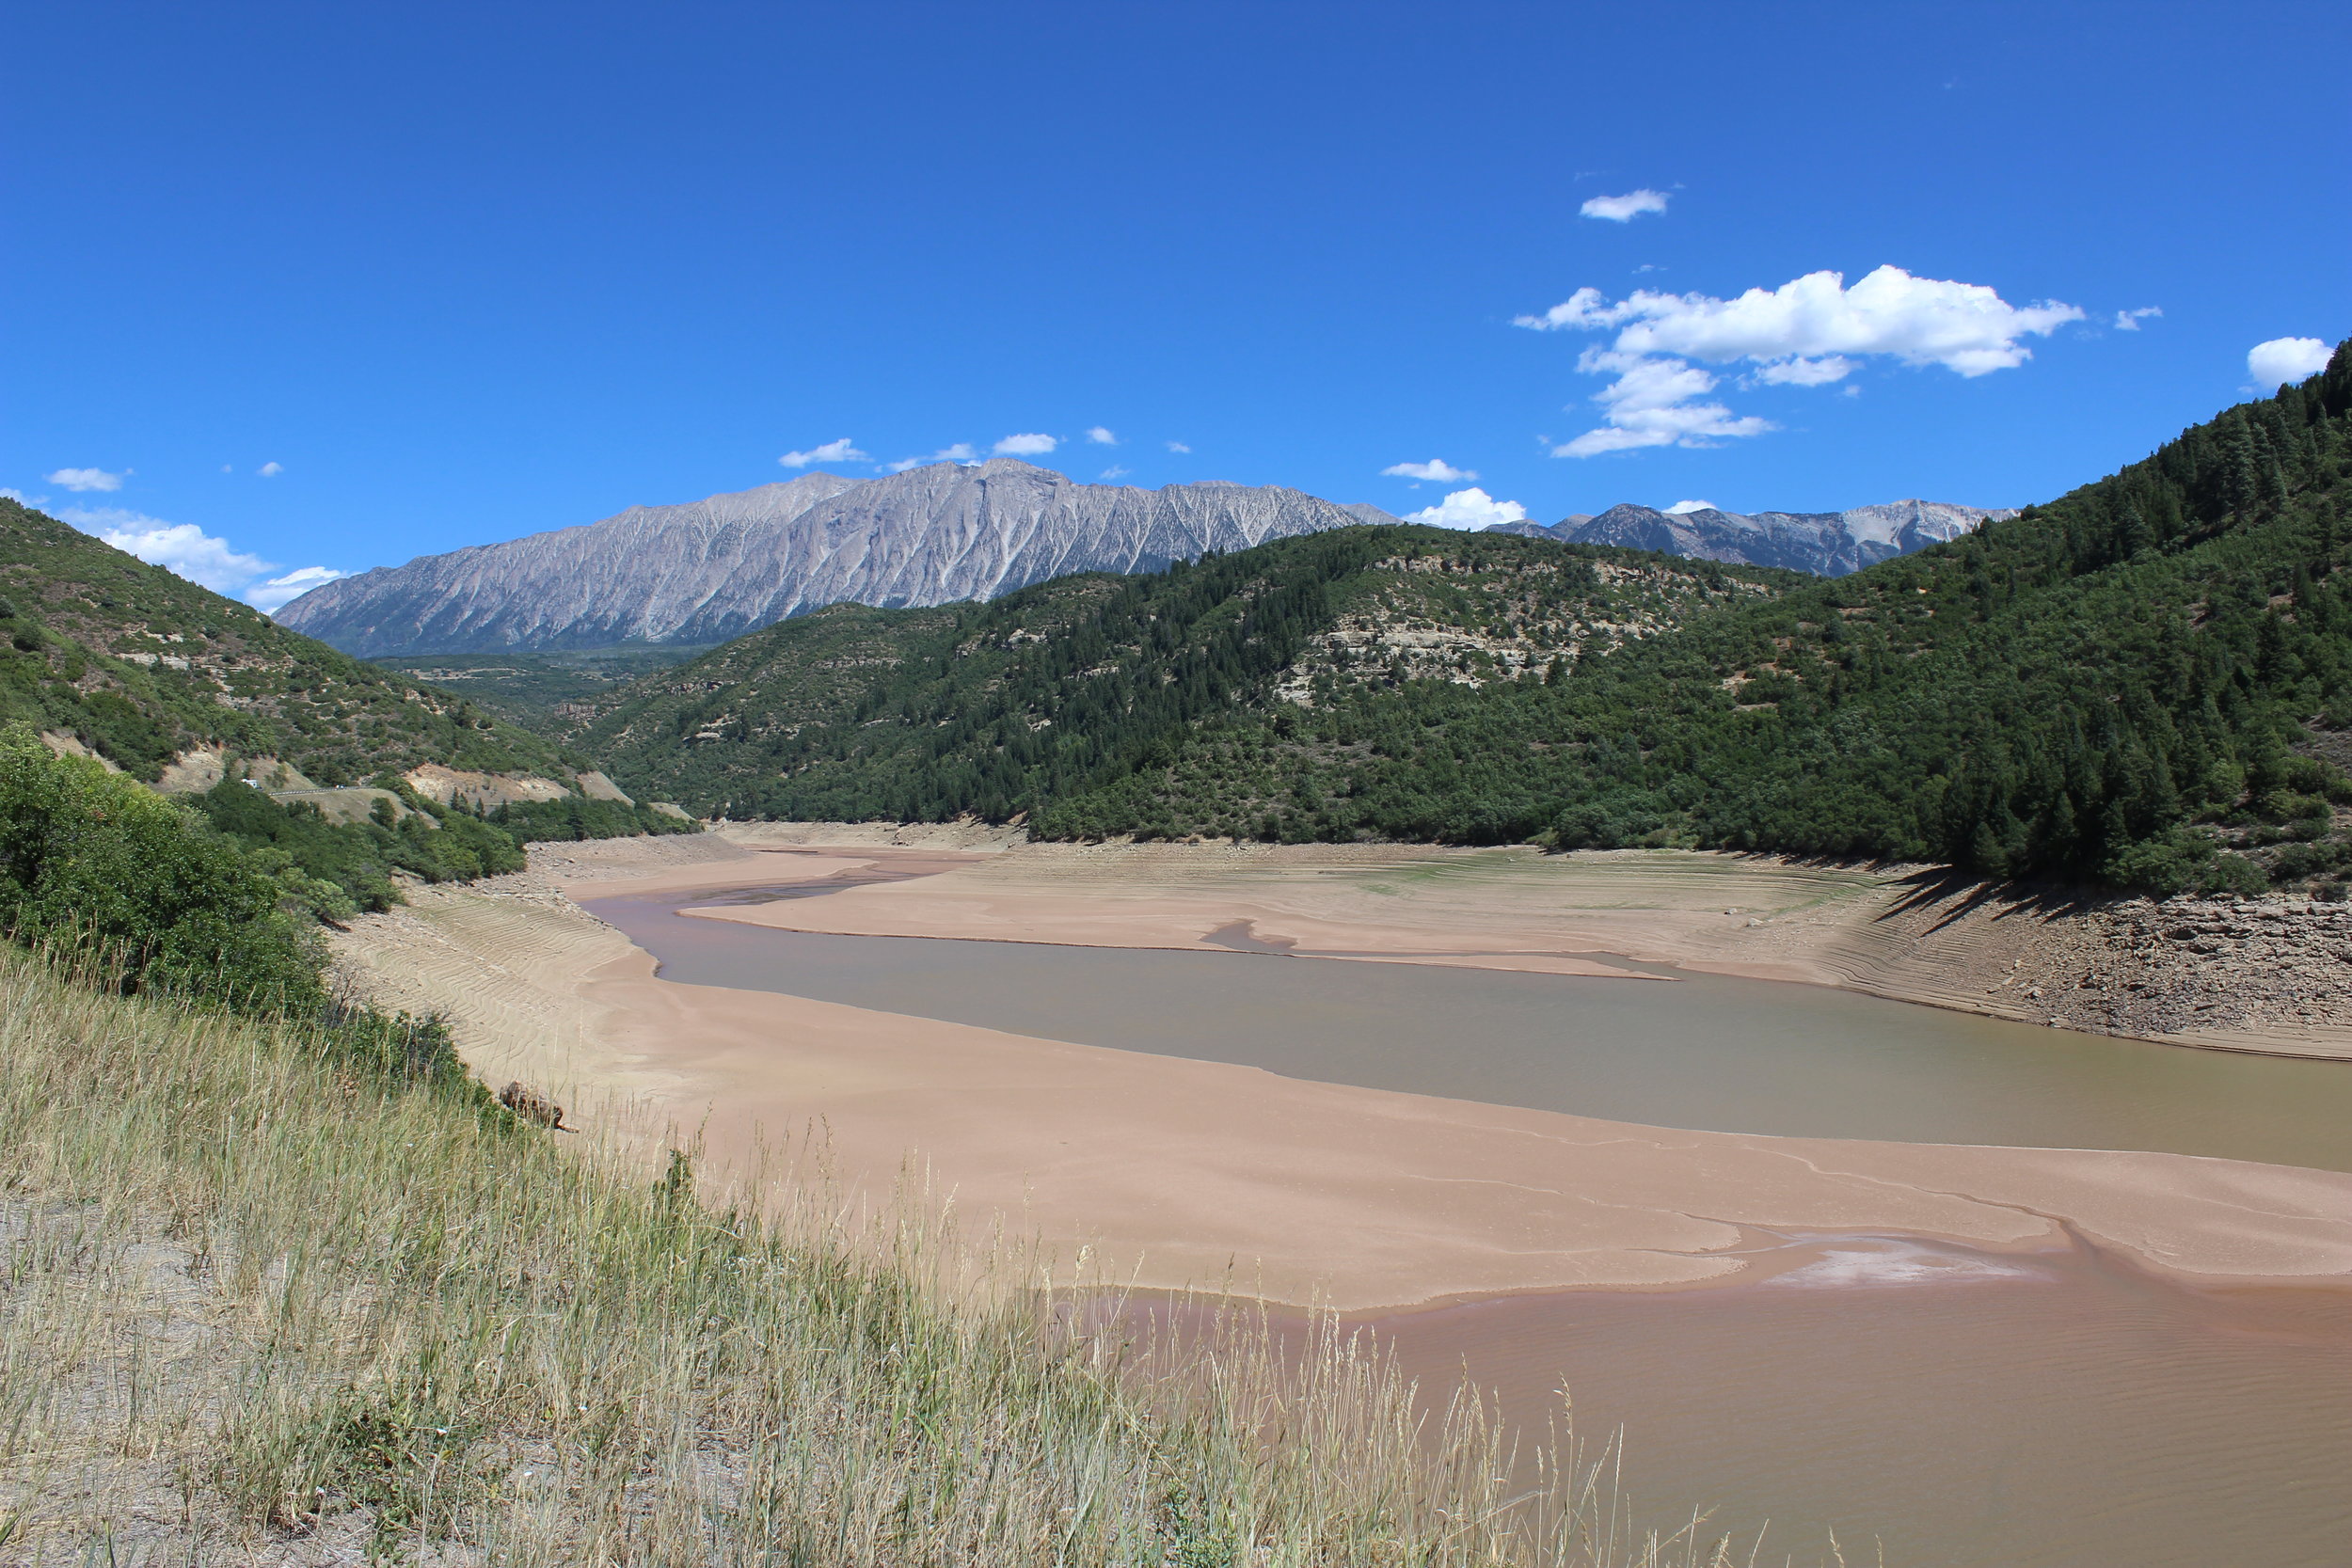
[278,461,1378,657]
[401,764,574,811]
[152,748,319,794]
[1490,499,2016,576]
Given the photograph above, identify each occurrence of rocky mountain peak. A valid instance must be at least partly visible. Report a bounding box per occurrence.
[1486,498,2017,577]
[275,463,1380,657]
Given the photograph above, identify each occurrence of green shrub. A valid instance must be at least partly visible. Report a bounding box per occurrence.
[0,727,325,1010]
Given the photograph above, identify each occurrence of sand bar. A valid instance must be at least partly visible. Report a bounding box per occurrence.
[325,833,2352,1311]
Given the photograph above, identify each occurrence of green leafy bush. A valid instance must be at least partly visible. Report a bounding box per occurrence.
[0,727,325,1010]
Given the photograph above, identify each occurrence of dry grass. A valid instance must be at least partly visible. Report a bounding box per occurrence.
[0,948,1776,1566]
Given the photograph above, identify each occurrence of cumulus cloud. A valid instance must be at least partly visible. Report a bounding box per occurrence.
[1,488,48,507]
[66,506,343,612]
[1663,499,1717,515]
[1086,426,1119,445]
[1581,189,1670,222]
[1404,487,1529,531]
[2249,337,2331,388]
[1166,440,1191,454]
[1382,458,1477,483]
[881,443,979,474]
[2114,307,2162,331]
[779,437,870,467]
[46,467,124,493]
[257,460,284,477]
[77,512,275,593]
[1551,351,1774,457]
[1518,265,2083,457]
[993,433,1057,456]
[1752,356,1855,386]
[1099,466,1131,480]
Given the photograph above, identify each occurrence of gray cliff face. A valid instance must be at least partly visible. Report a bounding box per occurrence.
[1486,499,2015,576]
[276,461,1375,657]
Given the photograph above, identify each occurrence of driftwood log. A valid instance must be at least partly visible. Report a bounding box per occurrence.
[499,1080,569,1131]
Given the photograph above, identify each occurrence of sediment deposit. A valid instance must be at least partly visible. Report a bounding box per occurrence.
[326,832,2352,1312]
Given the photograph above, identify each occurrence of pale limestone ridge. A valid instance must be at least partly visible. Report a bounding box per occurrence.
[1487,499,2019,576]
[278,461,1373,657]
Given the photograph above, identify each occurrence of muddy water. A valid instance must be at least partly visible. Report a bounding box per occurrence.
[583,877,2352,1566]
[1358,1238,2352,1568]
[587,885,2352,1170]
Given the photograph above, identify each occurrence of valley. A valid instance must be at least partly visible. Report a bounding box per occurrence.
[321,828,2352,1566]
[15,15,2345,1562]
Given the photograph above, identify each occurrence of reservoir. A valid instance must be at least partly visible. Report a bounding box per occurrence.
[582,879,2352,1566]
[587,882,2352,1171]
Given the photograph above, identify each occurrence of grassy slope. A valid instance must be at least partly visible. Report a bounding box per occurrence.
[0,497,573,786]
[0,946,1724,1565]
[574,527,1793,822]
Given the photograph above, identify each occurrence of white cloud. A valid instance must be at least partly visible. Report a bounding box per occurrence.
[46,467,124,493]
[1099,465,1131,480]
[1518,265,2083,458]
[2114,307,2162,331]
[882,442,979,473]
[1551,350,1774,457]
[1382,458,1477,483]
[75,511,274,593]
[1663,499,1716,515]
[1752,356,1855,386]
[257,460,284,477]
[993,433,1057,456]
[245,565,346,612]
[69,505,343,613]
[1404,487,1529,531]
[1581,189,1670,222]
[1166,440,1191,453]
[1085,426,1119,445]
[2249,337,2331,388]
[1,488,48,507]
[779,437,870,467]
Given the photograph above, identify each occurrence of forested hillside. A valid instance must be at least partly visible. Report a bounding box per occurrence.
[0,499,692,919]
[0,496,572,785]
[570,342,2352,896]
[571,529,1791,821]
[1040,342,2352,895]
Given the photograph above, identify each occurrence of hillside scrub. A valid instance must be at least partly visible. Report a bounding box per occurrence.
[0,726,327,1009]
[575,530,1790,823]
[0,947,1758,1566]
[0,731,614,1088]
[0,496,572,789]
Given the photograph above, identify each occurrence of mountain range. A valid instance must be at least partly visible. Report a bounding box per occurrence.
[1486,499,2016,576]
[276,461,1394,657]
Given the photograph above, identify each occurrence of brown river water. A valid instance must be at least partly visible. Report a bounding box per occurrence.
[585,879,2352,1566]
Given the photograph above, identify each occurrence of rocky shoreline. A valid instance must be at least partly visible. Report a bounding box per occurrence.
[2019,895,2352,1042]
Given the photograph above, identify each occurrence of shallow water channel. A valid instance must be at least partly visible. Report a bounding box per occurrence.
[589,881,2352,1170]
[583,878,2352,1567]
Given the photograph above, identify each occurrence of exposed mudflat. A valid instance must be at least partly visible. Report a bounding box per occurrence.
[326,831,2352,1313]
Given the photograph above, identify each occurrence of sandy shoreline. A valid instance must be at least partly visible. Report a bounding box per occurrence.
[322,831,2352,1311]
[679,830,2352,1056]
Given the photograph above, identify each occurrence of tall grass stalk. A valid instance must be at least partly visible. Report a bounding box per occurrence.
[0,946,1759,1565]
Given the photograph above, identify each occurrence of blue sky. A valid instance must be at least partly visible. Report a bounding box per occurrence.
[5,1,2346,609]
